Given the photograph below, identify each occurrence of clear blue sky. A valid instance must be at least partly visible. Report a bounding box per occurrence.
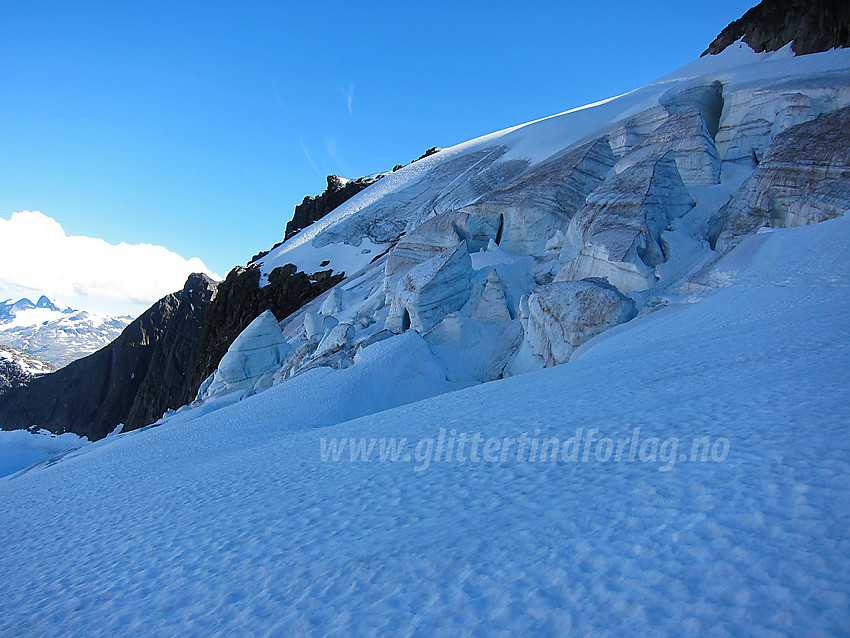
[1,0,757,280]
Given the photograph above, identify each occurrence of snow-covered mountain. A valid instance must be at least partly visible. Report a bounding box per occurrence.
[0,344,55,395]
[1,1,850,633]
[2,154,849,636]
[0,295,133,368]
[2,13,850,441]
[184,42,849,411]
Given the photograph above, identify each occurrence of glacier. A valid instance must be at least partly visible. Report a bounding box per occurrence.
[2,33,850,636]
[181,43,850,412]
[1,207,848,635]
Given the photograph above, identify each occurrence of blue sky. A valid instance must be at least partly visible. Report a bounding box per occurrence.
[1,0,756,314]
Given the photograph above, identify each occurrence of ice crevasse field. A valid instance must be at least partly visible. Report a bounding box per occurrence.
[1,44,849,635]
[1,204,849,635]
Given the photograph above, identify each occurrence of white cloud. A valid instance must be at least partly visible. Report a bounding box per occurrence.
[343,83,354,115]
[299,135,321,175]
[325,135,350,175]
[0,211,220,309]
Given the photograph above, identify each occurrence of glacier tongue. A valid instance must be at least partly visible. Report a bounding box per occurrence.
[191,45,850,428]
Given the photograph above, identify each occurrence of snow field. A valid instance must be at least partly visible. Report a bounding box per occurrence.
[0,214,848,635]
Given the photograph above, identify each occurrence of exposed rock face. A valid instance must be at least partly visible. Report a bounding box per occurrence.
[704,0,850,56]
[0,274,218,440]
[713,105,850,250]
[0,344,55,395]
[559,151,694,292]
[524,279,637,367]
[188,264,344,395]
[0,262,342,439]
[414,147,442,162]
[285,174,383,240]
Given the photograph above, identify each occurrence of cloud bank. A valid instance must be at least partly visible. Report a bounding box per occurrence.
[0,211,219,307]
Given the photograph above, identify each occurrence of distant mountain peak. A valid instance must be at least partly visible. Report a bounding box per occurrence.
[8,298,35,314]
[0,295,133,367]
[35,295,61,311]
[704,0,850,56]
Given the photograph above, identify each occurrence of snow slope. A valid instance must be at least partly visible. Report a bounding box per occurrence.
[0,429,87,478]
[257,43,850,279]
[1,212,847,635]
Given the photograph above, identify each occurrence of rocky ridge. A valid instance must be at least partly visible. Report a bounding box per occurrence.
[0,275,217,439]
[0,344,55,395]
[704,0,850,56]
[284,174,385,241]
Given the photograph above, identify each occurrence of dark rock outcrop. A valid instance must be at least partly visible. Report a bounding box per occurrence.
[187,264,343,395]
[704,0,850,56]
[0,274,218,440]
[282,150,442,243]
[0,263,343,440]
[414,147,442,162]
[0,344,55,395]
[284,174,382,240]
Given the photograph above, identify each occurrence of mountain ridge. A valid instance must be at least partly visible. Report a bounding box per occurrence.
[0,295,133,368]
[704,0,850,56]
[0,344,55,395]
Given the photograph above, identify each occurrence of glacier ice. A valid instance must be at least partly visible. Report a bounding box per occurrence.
[385,241,472,334]
[193,46,850,421]
[216,310,290,386]
[524,279,637,367]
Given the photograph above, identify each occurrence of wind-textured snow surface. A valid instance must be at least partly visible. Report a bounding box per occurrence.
[1,212,848,635]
